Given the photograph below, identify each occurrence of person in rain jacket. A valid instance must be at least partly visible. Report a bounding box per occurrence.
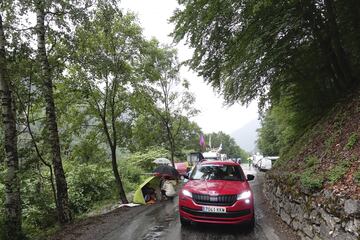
[161,177,176,199]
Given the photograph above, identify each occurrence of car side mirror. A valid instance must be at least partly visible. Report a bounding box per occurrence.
[183,173,189,179]
[247,174,255,181]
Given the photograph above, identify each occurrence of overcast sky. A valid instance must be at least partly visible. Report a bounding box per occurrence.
[120,0,259,135]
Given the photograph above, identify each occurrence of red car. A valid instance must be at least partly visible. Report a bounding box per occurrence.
[179,160,255,229]
[175,162,189,176]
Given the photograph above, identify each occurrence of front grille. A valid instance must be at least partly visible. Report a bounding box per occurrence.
[181,206,251,218]
[192,193,237,206]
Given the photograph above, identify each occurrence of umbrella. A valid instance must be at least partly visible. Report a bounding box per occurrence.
[153,158,171,165]
[153,165,180,178]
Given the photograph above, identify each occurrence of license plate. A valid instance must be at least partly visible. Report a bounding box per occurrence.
[202,206,226,213]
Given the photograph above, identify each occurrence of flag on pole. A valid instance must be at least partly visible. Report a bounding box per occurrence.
[199,134,206,150]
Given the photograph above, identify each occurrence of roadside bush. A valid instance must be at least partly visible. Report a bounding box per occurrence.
[118,160,144,192]
[21,178,57,229]
[65,163,115,214]
[326,161,350,184]
[300,169,324,190]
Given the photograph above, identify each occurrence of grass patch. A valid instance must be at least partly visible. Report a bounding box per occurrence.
[300,168,324,190]
[324,134,336,149]
[346,133,358,150]
[305,155,319,168]
[326,161,350,184]
[286,172,299,186]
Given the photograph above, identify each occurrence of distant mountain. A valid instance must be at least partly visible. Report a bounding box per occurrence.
[231,119,261,153]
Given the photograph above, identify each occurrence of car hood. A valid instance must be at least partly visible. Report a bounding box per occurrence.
[184,180,250,195]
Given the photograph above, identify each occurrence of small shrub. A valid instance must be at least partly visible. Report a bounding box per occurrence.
[66,164,115,214]
[346,133,358,150]
[326,161,350,184]
[300,169,323,190]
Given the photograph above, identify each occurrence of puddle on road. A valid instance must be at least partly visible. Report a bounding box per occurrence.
[142,225,165,240]
[142,213,176,240]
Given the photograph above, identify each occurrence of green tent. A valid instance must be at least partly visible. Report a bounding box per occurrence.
[133,176,160,204]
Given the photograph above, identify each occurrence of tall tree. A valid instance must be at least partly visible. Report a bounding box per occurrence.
[35,0,71,223]
[0,12,22,240]
[143,42,198,167]
[71,5,148,203]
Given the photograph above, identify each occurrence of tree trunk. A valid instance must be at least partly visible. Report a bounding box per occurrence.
[36,1,71,224]
[96,91,128,204]
[0,14,22,240]
[165,124,176,167]
[110,146,128,204]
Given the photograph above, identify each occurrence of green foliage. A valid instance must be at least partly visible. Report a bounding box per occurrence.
[286,173,299,186]
[257,109,280,156]
[326,161,350,184]
[305,156,319,168]
[300,169,324,190]
[21,178,57,229]
[65,163,115,214]
[346,133,358,150]
[121,147,169,172]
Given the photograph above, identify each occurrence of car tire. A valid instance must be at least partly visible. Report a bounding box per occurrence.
[180,217,190,227]
[246,216,255,232]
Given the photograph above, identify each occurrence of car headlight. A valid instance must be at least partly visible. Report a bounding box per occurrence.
[237,190,251,200]
[182,189,192,198]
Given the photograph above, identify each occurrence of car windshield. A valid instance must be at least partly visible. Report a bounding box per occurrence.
[190,164,244,181]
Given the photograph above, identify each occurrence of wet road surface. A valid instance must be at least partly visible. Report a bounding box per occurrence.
[104,165,299,240]
[53,165,299,240]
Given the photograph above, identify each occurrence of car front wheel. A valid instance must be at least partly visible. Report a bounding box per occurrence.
[245,216,255,232]
[180,216,190,227]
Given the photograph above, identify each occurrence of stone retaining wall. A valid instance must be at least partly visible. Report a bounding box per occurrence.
[264,175,360,240]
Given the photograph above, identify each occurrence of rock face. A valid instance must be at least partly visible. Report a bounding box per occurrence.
[344,199,360,216]
[264,176,360,240]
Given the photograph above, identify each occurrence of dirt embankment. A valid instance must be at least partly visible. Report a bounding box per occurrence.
[273,89,360,199]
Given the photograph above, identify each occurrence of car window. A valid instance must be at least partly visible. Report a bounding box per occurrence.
[190,164,244,181]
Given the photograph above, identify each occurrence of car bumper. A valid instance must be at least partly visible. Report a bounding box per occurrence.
[179,197,254,225]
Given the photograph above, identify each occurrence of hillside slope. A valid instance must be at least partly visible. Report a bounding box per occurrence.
[272,90,360,199]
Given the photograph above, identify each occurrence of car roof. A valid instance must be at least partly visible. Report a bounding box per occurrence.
[199,160,239,166]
